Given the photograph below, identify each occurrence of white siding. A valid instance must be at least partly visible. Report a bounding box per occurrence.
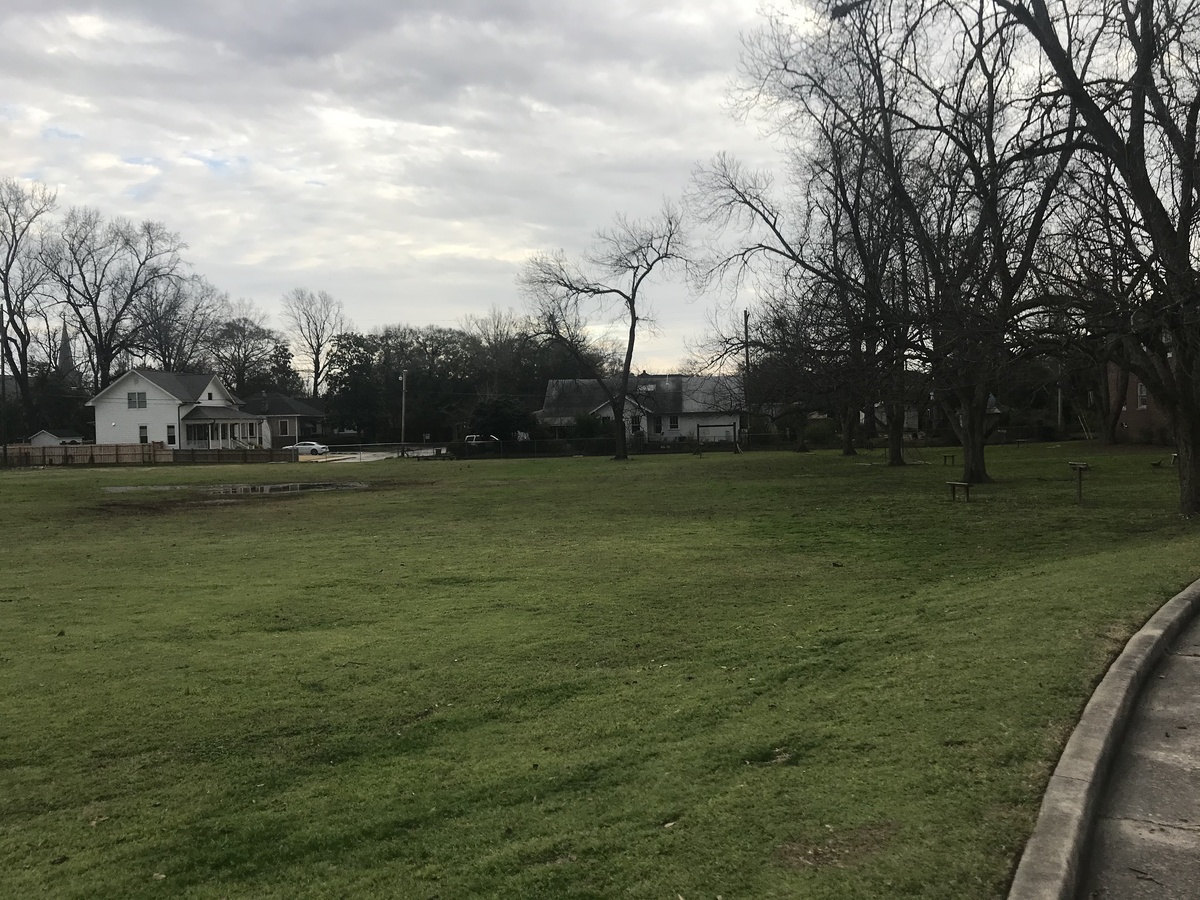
[197,378,237,407]
[684,414,739,442]
[595,401,739,442]
[91,374,179,445]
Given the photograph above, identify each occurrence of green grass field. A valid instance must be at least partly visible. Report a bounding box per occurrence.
[2,444,1196,899]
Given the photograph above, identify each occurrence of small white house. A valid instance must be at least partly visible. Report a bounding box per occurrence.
[537,374,745,442]
[28,428,85,447]
[86,370,266,450]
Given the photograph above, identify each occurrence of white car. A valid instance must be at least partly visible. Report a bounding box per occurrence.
[287,441,330,456]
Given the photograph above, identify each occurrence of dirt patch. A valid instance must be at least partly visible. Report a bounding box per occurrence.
[776,821,897,870]
[90,497,187,517]
[91,482,370,516]
[1102,620,1135,654]
[201,482,368,495]
[103,482,368,495]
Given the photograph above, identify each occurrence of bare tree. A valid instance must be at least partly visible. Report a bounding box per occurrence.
[135,275,228,372]
[208,300,287,396]
[728,0,1077,482]
[460,306,527,399]
[0,179,57,444]
[692,110,919,463]
[281,288,347,397]
[997,0,1200,513]
[43,208,186,392]
[519,205,686,460]
[1027,154,1154,444]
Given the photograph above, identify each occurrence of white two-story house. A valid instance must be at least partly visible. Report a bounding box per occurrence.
[86,370,268,450]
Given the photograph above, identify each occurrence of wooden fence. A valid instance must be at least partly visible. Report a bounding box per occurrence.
[0,443,297,467]
[171,448,297,464]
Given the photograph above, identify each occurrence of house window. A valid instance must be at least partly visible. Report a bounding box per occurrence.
[654,416,663,434]
[248,423,256,438]
[669,415,679,430]
[207,392,213,400]
[127,392,147,409]
[166,425,176,446]
[1137,383,1148,410]
[279,419,289,436]
[138,425,148,444]
[631,415,642,431]
[221,423,228,440]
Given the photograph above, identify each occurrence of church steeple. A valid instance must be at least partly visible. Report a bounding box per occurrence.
[57,318,81,387]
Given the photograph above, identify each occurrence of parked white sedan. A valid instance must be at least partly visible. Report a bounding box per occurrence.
[286,441,330,456]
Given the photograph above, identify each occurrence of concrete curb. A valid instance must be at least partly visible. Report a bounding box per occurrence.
[1007,578,1200,900]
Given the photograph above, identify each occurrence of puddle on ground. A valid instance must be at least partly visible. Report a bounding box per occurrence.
[105,482,368,495]
[204,482,368,495]
[104,485,192,493]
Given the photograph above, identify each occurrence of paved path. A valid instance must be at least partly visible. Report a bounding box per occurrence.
[1078,613,1200,899]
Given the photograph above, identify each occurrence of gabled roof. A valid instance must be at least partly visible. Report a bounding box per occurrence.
[240,391,325,418]
[29,428,85,440]
[538,374,745,423]
[135,370,222,402]
[181,406,261,422]
[86,369,234,405]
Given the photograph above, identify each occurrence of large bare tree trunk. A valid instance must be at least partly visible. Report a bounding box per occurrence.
[1172,413,1200,517]
[1102,366,1128,444]
[611,407,628,461]
[886,401,906,466]
[862,402,879,439]
[840,404,857,456]
[947,386,993,484]
[794,417,809,451]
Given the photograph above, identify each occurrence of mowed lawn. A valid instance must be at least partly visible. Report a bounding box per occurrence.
[1,444,1196,899]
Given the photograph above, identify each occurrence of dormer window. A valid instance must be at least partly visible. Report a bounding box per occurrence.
[207,392,213,400]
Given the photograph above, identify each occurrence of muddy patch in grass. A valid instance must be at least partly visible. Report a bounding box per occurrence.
[776,821,897,870]
[91,496,192,517]
[95,482,369,514]
[202,482,368,495]
[742,736,826,766]
[104,482,368,495]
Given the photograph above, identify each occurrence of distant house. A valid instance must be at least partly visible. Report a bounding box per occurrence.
[537,374,745,442]
[28,428,85,447]
[86,370,265,450]
[240,392,326,448]
[1109,365,1172,443]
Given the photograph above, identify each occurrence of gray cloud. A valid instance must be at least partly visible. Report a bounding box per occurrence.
[0,0,778,369]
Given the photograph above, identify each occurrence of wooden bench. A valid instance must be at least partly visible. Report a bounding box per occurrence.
[947,481,971,501]
[943,453,955,466]
[1013,438,1030,447]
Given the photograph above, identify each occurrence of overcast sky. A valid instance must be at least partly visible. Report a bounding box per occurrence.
[1,0,784,370]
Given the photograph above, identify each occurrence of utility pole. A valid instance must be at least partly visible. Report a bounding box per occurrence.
[400,370,407,449]
[743,309,751,449]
